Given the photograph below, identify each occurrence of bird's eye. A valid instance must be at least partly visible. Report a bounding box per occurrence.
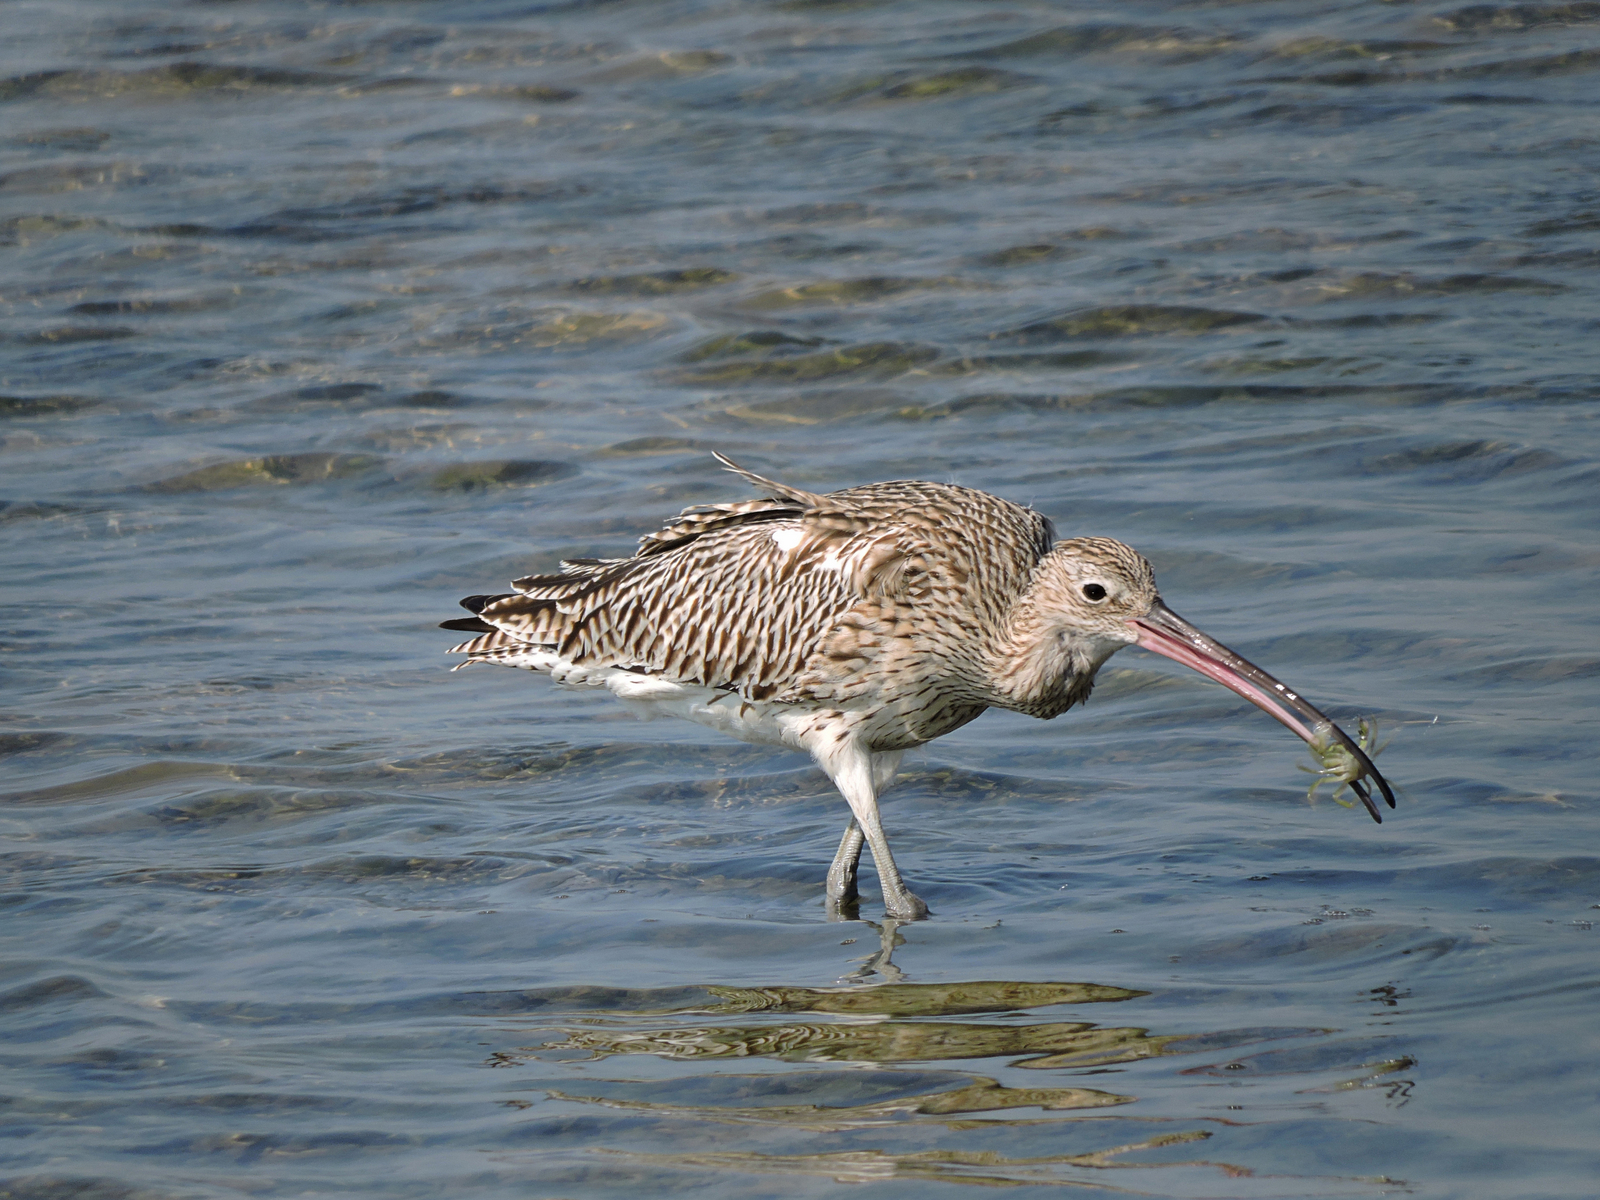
[1082,583,1107,602]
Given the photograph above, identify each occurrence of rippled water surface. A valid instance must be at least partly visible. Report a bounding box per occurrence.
[4,1,1600,1196]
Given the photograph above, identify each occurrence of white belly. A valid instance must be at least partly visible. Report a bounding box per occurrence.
[615,679,797,749]
[471,648,798,749]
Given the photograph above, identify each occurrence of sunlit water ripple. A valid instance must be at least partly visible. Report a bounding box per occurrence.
[2,1,1598,1197]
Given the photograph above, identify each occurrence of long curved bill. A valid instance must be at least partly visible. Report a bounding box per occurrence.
[1126,600,1395,823]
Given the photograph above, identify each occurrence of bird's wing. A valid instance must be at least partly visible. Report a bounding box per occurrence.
[446,460,1055,703]
[448,458,917,698]
[450,513,911,699]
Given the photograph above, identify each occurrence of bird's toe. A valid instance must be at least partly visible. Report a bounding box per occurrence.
[884,892,931,921]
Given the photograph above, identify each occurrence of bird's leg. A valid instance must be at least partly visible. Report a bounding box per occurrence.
[812,736,928,920]
[824,752,902,910]
[871,750,905,794]
[826,819,865,908]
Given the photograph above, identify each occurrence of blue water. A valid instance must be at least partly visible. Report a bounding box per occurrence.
[3,1,1599,1196]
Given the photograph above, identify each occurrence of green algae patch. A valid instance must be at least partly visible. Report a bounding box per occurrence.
[521,310,674,348]
[427,460,576,492]
[598,437,717,457]
[0,394,100,418]
[146,453,386,492]
[1434,2,1600,33]
[0,214,108,245]
[673,342,938,386]
[0,63,355,103]
[971,24,1246,59]
[1198,353,1346,377]
[1319,271,1563,298]
[1263,36,1452,60]
[678,331,826,363]
[563,268,740,295]
[838,66,1037,103]
[589,51,733,82]
[720,389,914,425]
[445,82,578,103]
[743,276,972,309]
[999,304,1267,342]
[975,243,1076,268]
[428,309,675,353]
[358,424,483,453]
[24,326,138,344]
[1065,225,1136,239]
[927,349,1124,377]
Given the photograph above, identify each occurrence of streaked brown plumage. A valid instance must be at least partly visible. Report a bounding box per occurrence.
[446,454,1393,920]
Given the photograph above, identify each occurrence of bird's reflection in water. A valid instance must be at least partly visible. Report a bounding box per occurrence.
[839,916,907,983]
[487,937,1408,1193]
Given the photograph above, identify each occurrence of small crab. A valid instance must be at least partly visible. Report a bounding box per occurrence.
[1300,717,1389,810]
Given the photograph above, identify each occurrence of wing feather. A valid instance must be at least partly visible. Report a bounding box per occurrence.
[445,457,1057,705]
[713,451,825,506]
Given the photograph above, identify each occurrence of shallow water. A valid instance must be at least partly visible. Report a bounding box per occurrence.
[3,1,1599,1196]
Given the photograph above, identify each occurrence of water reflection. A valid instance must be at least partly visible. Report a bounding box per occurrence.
[1183,1038,1419,1106]
[839,915,906,982]
[546,1016,1174,1068]
[489,969,1378,1193]
[544,1075,1133,1126]
[593,1131,1225,1189]
[525,975,1316,1074]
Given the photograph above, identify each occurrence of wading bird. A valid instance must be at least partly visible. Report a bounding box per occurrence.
[444,455,1393,919]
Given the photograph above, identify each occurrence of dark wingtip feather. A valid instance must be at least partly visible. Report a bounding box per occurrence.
[459,593,509,614]
[440,617,496,633]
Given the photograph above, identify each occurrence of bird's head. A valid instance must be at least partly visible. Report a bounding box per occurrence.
[1044,536,1159,656]
[1027,536,1395,823]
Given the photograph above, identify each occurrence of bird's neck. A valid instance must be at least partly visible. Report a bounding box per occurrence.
[983,588,1103,719]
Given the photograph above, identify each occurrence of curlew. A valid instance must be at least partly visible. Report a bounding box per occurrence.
[443,454,1393,920]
